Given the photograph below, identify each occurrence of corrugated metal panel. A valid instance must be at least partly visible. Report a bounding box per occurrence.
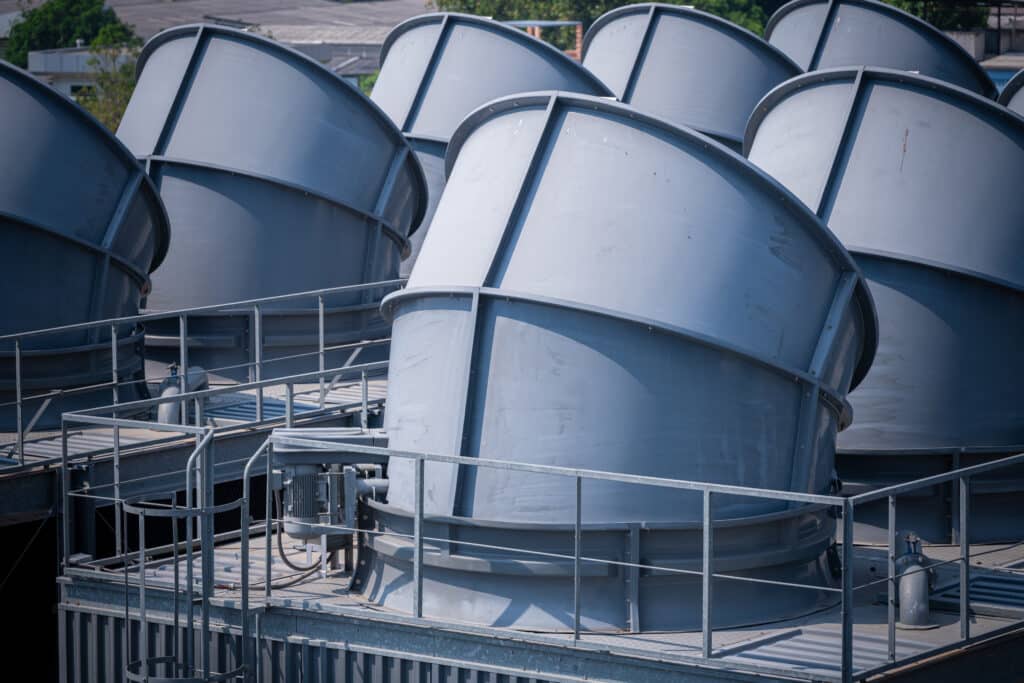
[932,574,1024,618]
[60,606,555,683]
[718,627,929,676]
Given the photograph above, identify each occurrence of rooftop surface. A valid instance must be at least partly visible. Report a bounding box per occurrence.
[66,531,1024,681]
[0,0,429,39]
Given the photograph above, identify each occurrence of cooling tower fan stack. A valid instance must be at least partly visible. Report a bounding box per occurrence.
[354,91,877,632]
[765,0,997,97]
[746,68,1024,542]
[0,62,170,430]
[370,13,613,276]
[582,3,803,149]
[999,68,1024,115]
[117,25,428,381]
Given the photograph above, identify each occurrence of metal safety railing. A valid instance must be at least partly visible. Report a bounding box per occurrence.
[1,278,402,467]
[58,357,392,682]
[224,434,1024,683]
[59,417,1024,683]
[59,359,387,564]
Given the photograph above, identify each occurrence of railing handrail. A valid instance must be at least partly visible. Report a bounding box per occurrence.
[268,434,846,506]
[62,360,388,418]
[58,426,1024,683]
[0,278,405,343]
[849,450,1024,504]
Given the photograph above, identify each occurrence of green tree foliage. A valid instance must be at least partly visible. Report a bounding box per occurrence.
[432,0,767,37]
[77,22,143,131]
[5,0,136,67]
[883,0,988,30]
[77,17,143,131]
[359,70,379,97]
[76,45,139,131]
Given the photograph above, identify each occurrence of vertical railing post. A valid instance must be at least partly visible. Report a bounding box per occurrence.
[413,457,424,618]
[14,338,23,465]
[702,489,713,659]
[841,499,855,683]
[318,295,326,409]
[240,480,250,682]
[253,305,263,422]
[179,314,188,424]
[265,443,273,601]
[60,419,70,564]
[138,509,147,680]
[111,323,119,405]
[171,495,180,673]
[573,475,582,641]
[200,437,214,679]
[887,495,896,663]
[122,503,130,678]
[360,371,368,430]
[960,476,970,641]
[112,324,122,556]
[185,457,196,675]
[285,384,294,429]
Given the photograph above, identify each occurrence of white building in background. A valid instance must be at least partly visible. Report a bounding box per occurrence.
[27,44,132,100]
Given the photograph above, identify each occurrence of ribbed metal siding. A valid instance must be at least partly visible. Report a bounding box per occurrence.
[60,606,551,683]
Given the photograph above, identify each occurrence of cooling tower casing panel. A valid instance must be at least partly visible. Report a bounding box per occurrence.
[765,0,997,98]
[118,25,427,379]
[999,68,1024,116]
[583,3,802,148]
[746,67,1024,542]
[355,92,877,631]
[0,62,169,428]
[371,13,613,276]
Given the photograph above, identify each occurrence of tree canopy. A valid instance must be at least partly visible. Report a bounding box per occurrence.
[884,0,989,31]
[5,0,137,67]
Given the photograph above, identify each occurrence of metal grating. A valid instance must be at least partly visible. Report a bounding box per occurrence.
[932,573,1024,618]
[718,628,930,677]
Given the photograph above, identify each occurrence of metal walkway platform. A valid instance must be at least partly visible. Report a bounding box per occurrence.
[60,535,1024,682]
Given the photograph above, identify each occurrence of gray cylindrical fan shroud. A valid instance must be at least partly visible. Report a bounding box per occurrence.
[583,3,802,149]
[371,13,613,277]
[118,24,427,379]
[0,62,169,428]
[746,67,1024,542]
[998,68,1024,116]
[765,0,997,98]
[354,91,877,632]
